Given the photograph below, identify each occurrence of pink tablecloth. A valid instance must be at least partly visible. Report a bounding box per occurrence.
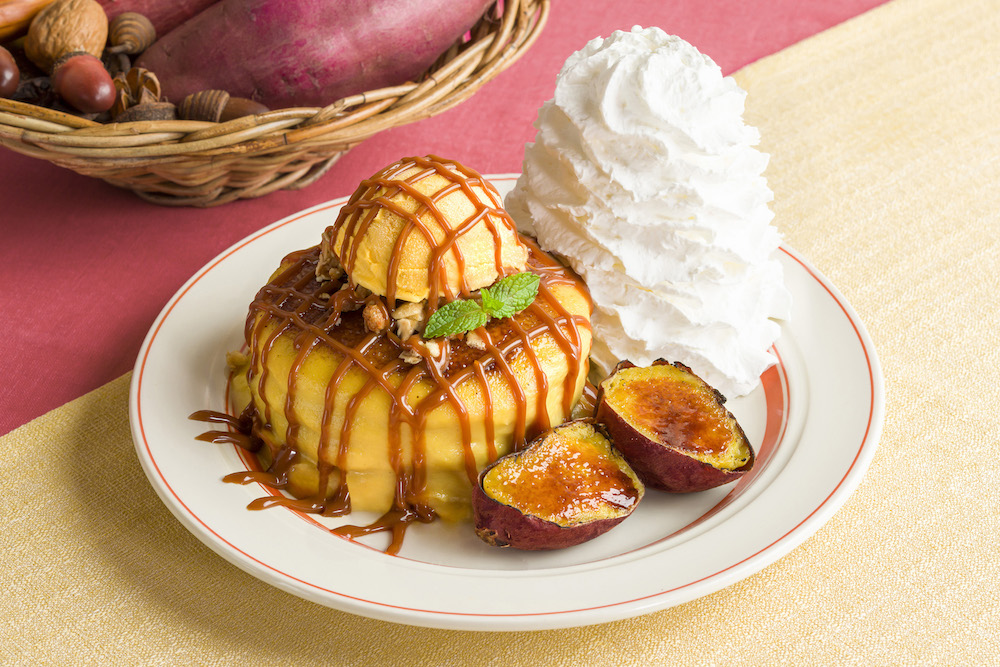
[0,0,885,435]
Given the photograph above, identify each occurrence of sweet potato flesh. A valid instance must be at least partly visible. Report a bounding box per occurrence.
[481,421,642,526]
[602,364,750,470]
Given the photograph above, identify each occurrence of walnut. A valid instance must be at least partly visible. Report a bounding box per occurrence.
[316,227,345,282]
[465,330,488,350]
[363,299,390,333]
[399,348,423,365]
[392,301,427,340]
[25,0,108,72]
[392,301,424,320]
[424,339,442,358]
[398,338,443,366]
[396,319,416,341]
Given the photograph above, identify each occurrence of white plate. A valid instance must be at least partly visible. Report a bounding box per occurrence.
[130,175,884,631]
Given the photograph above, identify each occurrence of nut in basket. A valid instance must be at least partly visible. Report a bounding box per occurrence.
[0,0,549,206]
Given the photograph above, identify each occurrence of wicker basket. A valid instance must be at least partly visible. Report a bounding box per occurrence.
[0,0,548,207]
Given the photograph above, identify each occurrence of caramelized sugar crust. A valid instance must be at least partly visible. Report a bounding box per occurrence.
[482,421,642,525]
[602,363,751,469]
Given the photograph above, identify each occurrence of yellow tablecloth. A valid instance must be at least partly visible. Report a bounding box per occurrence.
[3,0,998,663]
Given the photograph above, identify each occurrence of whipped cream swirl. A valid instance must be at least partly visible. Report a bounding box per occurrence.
[506,26,791,397]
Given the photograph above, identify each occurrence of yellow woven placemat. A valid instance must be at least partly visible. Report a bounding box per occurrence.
[3,0,998,663]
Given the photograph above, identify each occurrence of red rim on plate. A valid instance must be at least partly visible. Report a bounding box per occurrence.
[130,178,883,629]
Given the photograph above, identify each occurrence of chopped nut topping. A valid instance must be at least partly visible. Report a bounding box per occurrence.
[398,337,444,366]
[396,319,417,341]
[424,339,442,358]
[392,301,427,340]
[316,227,345,282]
[392,302,424,320]
[465,330,487,350]
[399,349,422,365]
[363,298,390,333]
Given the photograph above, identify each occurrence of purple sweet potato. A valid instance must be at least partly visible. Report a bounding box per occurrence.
[96,0,220,37]
[136,0,496,109]
[473,420,644,551]
[595,360,755,493]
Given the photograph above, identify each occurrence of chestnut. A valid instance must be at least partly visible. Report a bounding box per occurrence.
[51,52,115,113]
[595,360,754,493]
[473,420,644,550]
[0,46,18,98]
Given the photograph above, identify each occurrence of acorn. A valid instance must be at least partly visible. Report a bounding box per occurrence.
[179,89,269,122]
[179,88,228,122]
[106,12,155,55]
[51,50,115,113]
[219,96,269,121]
[114,101,176,122]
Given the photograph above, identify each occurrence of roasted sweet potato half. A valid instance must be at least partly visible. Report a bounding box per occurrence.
[473,420,644,550]
[594,360,754,493]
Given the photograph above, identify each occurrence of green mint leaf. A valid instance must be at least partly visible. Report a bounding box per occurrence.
[423,299,489,338]
[422,272,540,339]
[479,286,505,316]
[481,272,540,319]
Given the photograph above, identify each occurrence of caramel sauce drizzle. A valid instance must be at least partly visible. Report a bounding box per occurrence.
[192,160,593,555]
[335,155,519,308]
[190,409,258,452]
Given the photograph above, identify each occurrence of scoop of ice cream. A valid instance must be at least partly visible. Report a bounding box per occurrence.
[321,155,528,303]
[506,27,791,397]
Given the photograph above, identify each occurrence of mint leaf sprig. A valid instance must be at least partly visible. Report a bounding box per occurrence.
[423,272,540,339]
[423,300,489,339]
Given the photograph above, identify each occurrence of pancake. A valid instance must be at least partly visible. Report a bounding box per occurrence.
[224,157,593,553]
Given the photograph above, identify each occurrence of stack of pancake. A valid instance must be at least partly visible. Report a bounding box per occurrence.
[236,156,594,526]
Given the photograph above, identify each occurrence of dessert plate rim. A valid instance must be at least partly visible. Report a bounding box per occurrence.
[129,175,884,631]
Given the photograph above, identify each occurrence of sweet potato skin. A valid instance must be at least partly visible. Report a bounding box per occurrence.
[595,360,755,493]
[598,405,754,492]
[472,485,631,550]
[472,420,644,551]
[96,0,219,36]
[136,0,496,109]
